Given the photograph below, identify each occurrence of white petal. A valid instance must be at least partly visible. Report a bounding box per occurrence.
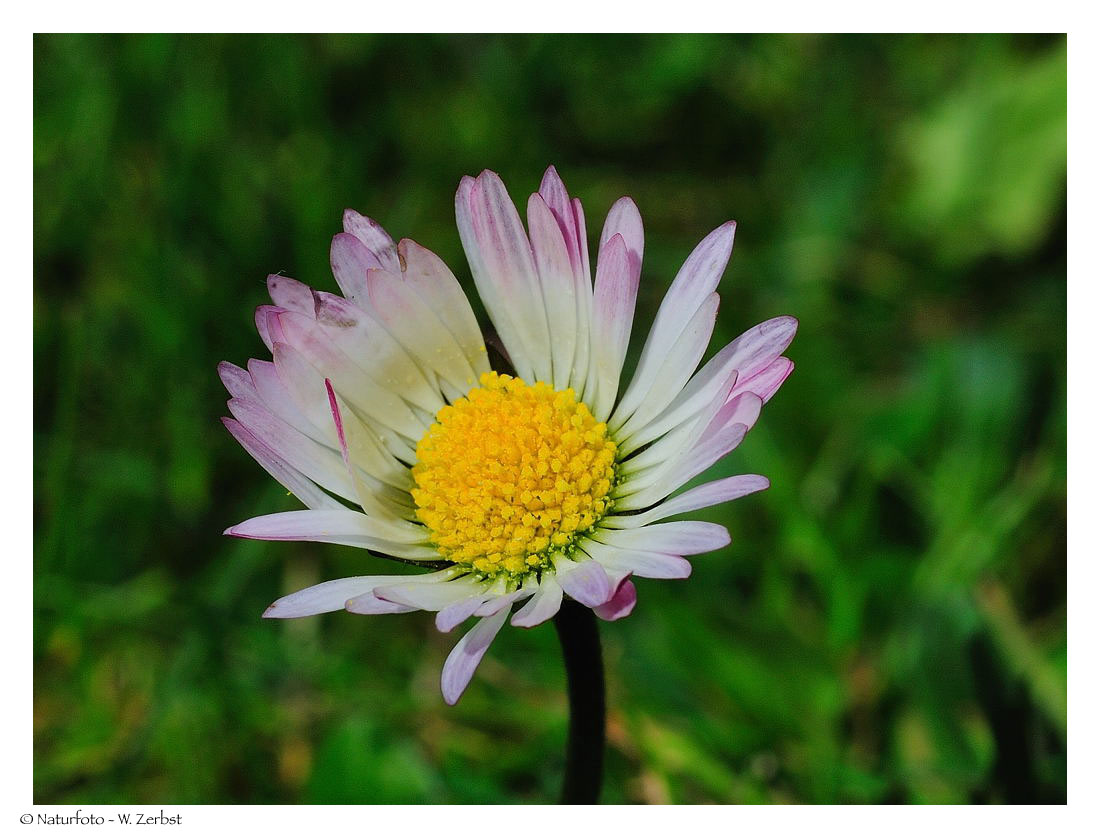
[613,292,719,434]
[589,233,639,422]
[227,395,357,500]
[324,380,412,492]
[580,540,692,579]
[528,192,578,390]
[364,268,479,393]
[618,368,736,477]
[344,593,418,615]
[221,417,342,511]
[374,577,489,612]
[456,172,552,383]
[595,521,730,556]
[400,239,491,378]
[511,573,565,628]
[275,309,425,440]
[224,509,439,560]
[611,221,736,428]
[616,419,752,511]
[265,347,337,446]
[436,593,495,633]
[345,568,458,615]
[265,575,413,619]
[311,291,444,416]
[440,606,512,705]
[474,586,535,617]
[601,474,770,528]
[323,382,416,524]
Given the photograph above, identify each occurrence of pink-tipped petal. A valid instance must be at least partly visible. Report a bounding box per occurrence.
[557,558,613,607]
[250,355,329,445]
[227,395,357,500]
[528,192,579,390]
[218,361,256,400]
[593,579,637,622]
[254,305,282,351]
[329,232,381,306]
[266,345,332,442]
[221,417,341,511]
[261,305,290,346]
[598,197,643,276]
[730,356,794,404]
[342,209,400,272]
[590,233,639,421]
[621,318,792,447]
[725,316,798,381]
[701,390,764,440]
[572,197,591,290]
[440,607,511,705]
[456,171,550,383]
[537,166,585,281]
[267,274,316,314]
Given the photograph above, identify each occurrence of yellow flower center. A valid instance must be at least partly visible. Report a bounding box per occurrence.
[411,371,617,579]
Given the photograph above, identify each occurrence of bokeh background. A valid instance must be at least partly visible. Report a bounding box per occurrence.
[33,34,1066,804]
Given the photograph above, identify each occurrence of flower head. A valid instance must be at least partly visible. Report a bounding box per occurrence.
[220,167,796,704]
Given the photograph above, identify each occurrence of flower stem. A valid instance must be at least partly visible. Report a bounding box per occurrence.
[553,598,605,804]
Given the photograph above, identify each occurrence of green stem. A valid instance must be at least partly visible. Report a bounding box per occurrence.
[553,599,606,804]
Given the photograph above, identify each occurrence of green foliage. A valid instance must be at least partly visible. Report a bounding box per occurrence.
[33,34,1066,804]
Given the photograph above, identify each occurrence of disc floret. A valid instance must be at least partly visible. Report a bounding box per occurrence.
[412,372,617,580]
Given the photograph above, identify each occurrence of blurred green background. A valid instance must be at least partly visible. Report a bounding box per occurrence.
[33,34,1066,804]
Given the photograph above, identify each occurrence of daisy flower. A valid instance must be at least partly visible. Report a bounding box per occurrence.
[220,167,796,705]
